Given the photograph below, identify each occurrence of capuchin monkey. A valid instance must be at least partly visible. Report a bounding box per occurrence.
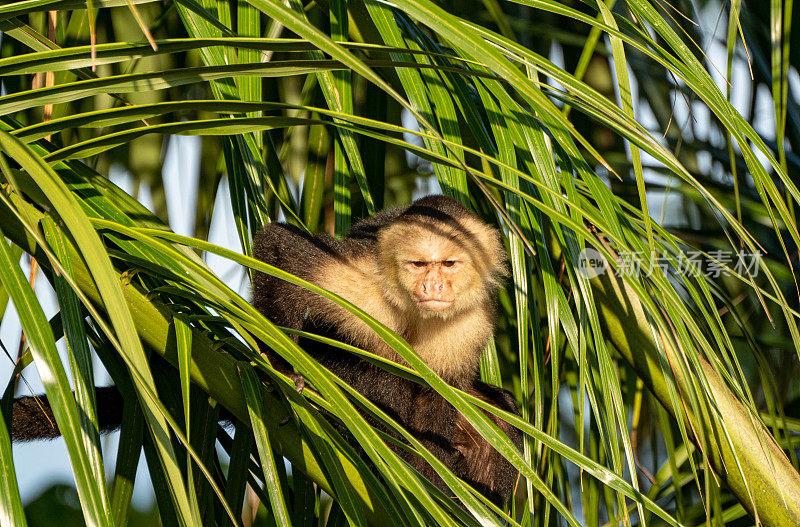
[253,195,522,505]
[10,195,522,506]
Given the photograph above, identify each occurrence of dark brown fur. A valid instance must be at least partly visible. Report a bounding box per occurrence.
[11,386,124,441]
[253,195,522,505]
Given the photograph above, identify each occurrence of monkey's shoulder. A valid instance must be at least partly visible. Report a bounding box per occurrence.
[253,222,383,271]
[252,222,392,330]
[347,207,405,244]
[254,223,341,273]
[308,251,408,352]
[314,251,392,316]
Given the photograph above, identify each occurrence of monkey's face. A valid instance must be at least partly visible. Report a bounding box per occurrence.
[377,216,507,318]
[402,248,465,312]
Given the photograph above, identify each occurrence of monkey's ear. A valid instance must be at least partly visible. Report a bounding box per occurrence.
[374,223,407,269]
[489,229,511,278]
[462,216,510,279]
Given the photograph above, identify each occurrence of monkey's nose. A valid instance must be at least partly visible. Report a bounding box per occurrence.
[421,279,443,294]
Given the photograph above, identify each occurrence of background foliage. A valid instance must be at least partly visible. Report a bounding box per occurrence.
[1,0,800,525]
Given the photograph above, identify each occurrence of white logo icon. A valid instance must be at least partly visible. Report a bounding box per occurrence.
[577,248,607,278]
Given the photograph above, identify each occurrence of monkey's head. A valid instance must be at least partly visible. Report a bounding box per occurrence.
[376,196,508,319]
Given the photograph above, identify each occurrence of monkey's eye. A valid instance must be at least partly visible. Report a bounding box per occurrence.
[442,260,457,268]
[410,261,426,268]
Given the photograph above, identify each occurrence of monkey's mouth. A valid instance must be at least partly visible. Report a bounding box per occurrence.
[416,299,455,311]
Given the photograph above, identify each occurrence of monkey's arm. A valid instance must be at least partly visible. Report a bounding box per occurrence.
[252,223,342,381]
[409,382,522,506]
[452,382,522,505]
